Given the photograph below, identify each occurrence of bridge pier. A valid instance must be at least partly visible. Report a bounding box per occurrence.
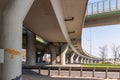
[89,59,93,64]
[70,53,75,64]
[56,53,60,64]
[76,56,80,63]
[60,44,68,65]
[0,0,34,80]
[86,58,89,64]
[50,46,57,65]
[66,52,71,64]
[26,30,36,65]
[83,58,87,64]
[80,57,84,64]
[93,60,97,64]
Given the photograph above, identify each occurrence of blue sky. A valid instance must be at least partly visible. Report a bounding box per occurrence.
[82,0,120,58]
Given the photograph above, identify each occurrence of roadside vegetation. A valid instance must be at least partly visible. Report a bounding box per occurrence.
[81,63,120,68]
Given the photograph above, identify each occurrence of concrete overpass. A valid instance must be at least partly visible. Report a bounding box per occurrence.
[23,0,93,58]
[85,0,120,27]
[0,0,113,79]
[0,0,97,80]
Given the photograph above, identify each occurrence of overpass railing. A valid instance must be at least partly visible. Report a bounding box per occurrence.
[86,0,120,15]
[23,65,120,79]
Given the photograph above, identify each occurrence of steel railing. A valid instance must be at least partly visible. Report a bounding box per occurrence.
[86,0,120,15]
[23,65,120,79]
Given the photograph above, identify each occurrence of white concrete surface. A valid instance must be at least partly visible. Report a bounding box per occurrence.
[0,0,34,80]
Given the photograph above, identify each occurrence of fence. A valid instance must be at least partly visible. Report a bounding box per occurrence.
[86,0,120,15]
[23,65,120,79]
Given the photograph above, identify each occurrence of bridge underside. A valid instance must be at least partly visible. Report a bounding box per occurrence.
[0,0,100,80]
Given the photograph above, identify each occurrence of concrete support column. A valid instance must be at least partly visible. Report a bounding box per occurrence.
[70,53,75,64]
[89,59,92,64]
[94,60,97,63]
[83,58,87,64]
[96,60,99,63]
[50,46,57,65]
[80,58,83,64]
[67,53,71,64]
[51,52,56,65]
[86,59,88,64]
[56,54,60,64]
[93,60,95,64]
[0,0,34,80]
[26,30,36,65]
[76,56,80,63]
[60,44,68,65]
[87,59,90,64]
[90,59,93,64]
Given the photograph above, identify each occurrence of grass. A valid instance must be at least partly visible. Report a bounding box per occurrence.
[86,10,120,19]
[81,64,120,68]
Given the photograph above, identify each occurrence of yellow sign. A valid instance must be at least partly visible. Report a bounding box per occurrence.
[5,48,20,59]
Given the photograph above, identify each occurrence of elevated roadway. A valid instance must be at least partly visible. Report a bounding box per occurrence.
[85,0,120,27]
[24,0,95,59]
[1,0,116,79]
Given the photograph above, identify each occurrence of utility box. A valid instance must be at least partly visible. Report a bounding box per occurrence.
[0,49,4,63]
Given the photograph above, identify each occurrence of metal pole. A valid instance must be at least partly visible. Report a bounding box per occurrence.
[103,1,105,12]
[48,67,50,76]
[58,67,61,76]
[116,0,118,10]
[38,67,41,75]
[105,68,108,79]
[109,0,111,11]
[92,67,95,77]
[69,67,72,76]
[86,7,88,15]
[119,70,120,79]
[89,29,92,55]
[91,3,94,15]
[80,67,83,77]
[97,2,99,13]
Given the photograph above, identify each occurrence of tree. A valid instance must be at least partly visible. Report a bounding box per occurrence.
[99,45,107,64]
[111,44,120,64]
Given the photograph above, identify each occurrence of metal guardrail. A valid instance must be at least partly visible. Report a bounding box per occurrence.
[86,0,120,15]
[23,65,120,79]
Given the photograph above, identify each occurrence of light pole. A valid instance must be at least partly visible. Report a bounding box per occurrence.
[89,28,92,55]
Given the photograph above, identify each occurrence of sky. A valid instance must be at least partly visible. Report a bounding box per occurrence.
[82,0,120,58]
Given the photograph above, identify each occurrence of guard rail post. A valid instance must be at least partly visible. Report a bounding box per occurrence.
[69,67,72,76]
[48,67,51,76]
[58,67,61,76]
[92,67,95,77]
[80,67,83,77]
[105,67,108,79]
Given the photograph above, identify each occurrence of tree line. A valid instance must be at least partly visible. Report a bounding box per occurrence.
[99,44,120,64]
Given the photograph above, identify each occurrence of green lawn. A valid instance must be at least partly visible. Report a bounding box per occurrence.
[81,64,120,68]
